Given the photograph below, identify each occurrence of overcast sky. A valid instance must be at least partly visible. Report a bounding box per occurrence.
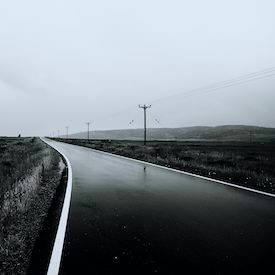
[1,0,275,137]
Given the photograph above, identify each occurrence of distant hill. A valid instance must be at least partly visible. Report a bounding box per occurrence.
[60,125,275,142]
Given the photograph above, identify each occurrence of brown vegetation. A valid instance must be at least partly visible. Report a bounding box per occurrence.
[0,137,65,275]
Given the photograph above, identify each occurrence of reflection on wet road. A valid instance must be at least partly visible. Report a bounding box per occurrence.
[47,140,275,274]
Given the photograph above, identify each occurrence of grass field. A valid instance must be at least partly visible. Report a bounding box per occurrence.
[0,137,64,274]
[52,138,275,194]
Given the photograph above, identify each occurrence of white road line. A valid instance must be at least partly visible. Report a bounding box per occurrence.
[79,145,275,198]
[40,138,73,275]
[41,138,274,274]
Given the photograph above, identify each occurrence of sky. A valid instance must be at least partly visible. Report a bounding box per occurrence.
[1,0,275,137]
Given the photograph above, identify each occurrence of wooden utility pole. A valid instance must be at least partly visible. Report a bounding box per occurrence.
[66,126,69,139]
[85,122,92,140]
[139,104,151,145]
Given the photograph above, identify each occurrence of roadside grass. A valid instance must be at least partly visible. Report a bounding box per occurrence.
[53,138,275,194]
[0,137,64,274]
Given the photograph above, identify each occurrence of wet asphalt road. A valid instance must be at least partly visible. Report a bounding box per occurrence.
[46,139,275,274]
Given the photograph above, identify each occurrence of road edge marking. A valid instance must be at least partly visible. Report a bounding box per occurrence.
[75,143,275,198]
[40,138,73,275]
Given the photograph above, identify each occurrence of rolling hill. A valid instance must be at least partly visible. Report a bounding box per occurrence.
[60,125,275,142]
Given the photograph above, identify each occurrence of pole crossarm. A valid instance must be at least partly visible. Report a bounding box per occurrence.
[139,104,151,145]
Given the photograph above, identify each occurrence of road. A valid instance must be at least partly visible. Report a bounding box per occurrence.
[43,139,275,274]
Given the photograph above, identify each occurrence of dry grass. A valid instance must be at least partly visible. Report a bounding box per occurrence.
[0,137,63,274]
[0,138,49,226]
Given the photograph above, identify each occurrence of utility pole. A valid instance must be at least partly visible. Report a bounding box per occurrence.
[66,126,69,139]
[85,122,92,140]
[139,104,151,145]
[58,130,60,138]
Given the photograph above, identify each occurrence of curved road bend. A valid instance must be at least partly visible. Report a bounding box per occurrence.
[44,139,275,274]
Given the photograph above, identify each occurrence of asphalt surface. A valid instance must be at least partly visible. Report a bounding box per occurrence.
[45,139,275,274]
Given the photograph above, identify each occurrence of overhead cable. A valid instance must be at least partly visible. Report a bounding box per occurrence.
[146,67,275,105]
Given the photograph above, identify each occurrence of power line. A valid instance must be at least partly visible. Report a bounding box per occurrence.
[92,106,138,123]
[54,66,275,136]
[146,67,275,106]
[128,112,142,125]
[147,110,179,139]
[151,74,275,106]
[147,110,161,126]
[86,67,275,126]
